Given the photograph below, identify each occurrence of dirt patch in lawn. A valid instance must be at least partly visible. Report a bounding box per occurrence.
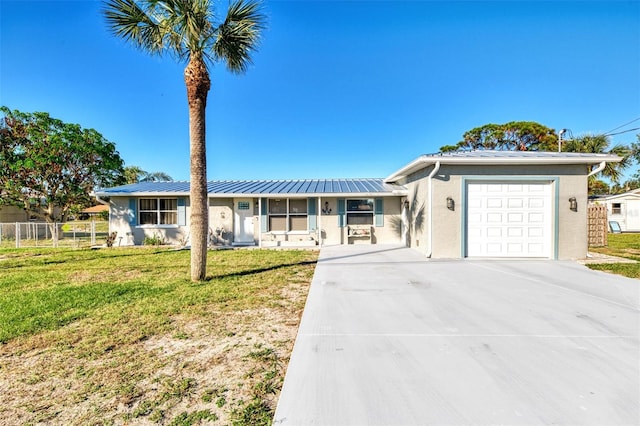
[0,280,310,425]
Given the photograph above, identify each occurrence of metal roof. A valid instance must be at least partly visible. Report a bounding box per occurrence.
[385,150,623,183]
[96,178,407,197]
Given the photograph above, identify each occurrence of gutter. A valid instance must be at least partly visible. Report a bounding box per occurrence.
[94,193,110,206]
[385,153,622,184]
[385,155,429,183]
[426,161,441,258]
[587,161,607,177]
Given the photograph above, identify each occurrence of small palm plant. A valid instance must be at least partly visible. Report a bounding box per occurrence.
[104,0,265,281]
[390,185,425,246]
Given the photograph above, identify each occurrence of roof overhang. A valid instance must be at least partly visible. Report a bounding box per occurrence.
[384,151,623,183]
[94,178,408,198]
[95,191,408,198]
[595,189,640,201]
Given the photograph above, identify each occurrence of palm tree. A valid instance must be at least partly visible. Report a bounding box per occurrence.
[562,134,631,185]
[124,166,173,183]
[104,0,264,281]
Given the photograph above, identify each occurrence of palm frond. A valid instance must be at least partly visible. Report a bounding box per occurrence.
[158,0,215,61]
[104,0,265,71]
[408,184,420,220]
[213,0,265,73]
[413,202,426,235]
[104,0,164,54]
[388,216,404,239]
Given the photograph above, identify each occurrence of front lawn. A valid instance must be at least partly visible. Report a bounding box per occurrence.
[588,233,640,278]
[0,247,318,425]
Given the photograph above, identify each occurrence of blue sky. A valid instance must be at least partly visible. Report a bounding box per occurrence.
[1,0,639,182]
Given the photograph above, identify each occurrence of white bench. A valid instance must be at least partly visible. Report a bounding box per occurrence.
[347,225,372,243]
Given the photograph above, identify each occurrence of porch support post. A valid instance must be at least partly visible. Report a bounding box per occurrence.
[258,198,262,248]
[318,196,322,247]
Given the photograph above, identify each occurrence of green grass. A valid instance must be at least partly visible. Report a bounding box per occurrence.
[0,247,315,343]
[0,246,317,424]
[588,233,640,278]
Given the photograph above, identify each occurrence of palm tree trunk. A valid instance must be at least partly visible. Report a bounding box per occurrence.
[185,57,211,281]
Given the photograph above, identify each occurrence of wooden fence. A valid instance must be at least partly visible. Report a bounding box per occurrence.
[588,204,608,247]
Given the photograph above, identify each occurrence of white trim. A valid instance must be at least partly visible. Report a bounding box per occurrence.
[385,152,622,183]
[463,179,554,259]
[135,225,179,229]
[98,191,407,198]
[595,189,640,202]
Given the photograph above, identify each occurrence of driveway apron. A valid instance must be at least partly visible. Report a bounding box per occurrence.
[274,244,639,426]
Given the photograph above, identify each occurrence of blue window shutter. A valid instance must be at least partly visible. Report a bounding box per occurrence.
[337,199,345,228]
[128,198,137,226]
[308,198,317,230]
[375,198,384,227]
[177,198,186,226]
[261,198,268,232]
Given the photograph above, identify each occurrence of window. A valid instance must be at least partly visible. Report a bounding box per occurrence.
[347,199,374,225]
[139,198,177,225]
[268,198,308,231]
[612,203,622,215]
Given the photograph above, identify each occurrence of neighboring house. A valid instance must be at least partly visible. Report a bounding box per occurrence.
[78,204,109,220]
[592,189,640,232]
[96,150,620,259]
[0,205,30,222]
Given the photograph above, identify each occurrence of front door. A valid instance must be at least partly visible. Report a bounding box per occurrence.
[234,199,255,244]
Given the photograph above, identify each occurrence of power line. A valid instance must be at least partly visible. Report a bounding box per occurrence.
[604,117,640,135]
[605,127,640,137]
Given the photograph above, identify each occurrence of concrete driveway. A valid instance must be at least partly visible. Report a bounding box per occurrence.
[274,245,639,426]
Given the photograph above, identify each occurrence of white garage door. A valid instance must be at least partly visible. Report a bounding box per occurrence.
[466,182,552,258]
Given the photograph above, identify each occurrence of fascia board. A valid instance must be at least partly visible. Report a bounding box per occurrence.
[385,154,623,183]
[598,191,640,201]
[97,191,408,198]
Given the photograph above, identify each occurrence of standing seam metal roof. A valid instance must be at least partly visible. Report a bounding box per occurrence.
[96,178,406,196]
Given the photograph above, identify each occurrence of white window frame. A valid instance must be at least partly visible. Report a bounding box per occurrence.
[267,198,308,233]
[138,198,179,228]
[611,202,622,215]
[346,198,374,226]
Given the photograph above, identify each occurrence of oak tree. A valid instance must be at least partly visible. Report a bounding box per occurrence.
[0,107,125,232]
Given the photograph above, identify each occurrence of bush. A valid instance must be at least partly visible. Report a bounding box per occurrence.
[143,233,165,246]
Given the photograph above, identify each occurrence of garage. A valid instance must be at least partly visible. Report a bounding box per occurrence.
[466,181,553,258]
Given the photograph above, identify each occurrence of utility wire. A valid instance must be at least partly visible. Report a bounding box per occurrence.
[605,127,640,137]
[604,117,640,135]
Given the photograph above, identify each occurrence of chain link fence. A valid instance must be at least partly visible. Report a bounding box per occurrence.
[0,222,109,248]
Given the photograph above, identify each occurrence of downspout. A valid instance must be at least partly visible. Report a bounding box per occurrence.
[94,193,109,206]
[426,161,441,258]
[94,193,111,238]
[587,161,606,177]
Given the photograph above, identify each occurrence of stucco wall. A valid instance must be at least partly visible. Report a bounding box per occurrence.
[374,196,404,244]
[258,196,403,247]
[209,198,234,245]
[402,163,590,260]
[318,197,340,245]
[108,197,189,246]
